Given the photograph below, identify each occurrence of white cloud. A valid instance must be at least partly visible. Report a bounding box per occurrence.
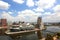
[18,10,40,16]
[26,0,34,7]
[44,12,51,15]
[53,5,60,12]
[13,0,24,4]
[18,10,41,22]
[1,10,41,22]
[8,10,16,14]
[1,11,25,22]
[43,13,60,22]
[1,0,57,22]
[2,10,60,22]
[45,5,60,22]
[11,11,60,22]
[35,0,56,9]
[32,0,56,13]
[8,12,13,14]
[1,11,24,22]
[0,1,10,10]
[1,11,14,22]
[33,7,44,12]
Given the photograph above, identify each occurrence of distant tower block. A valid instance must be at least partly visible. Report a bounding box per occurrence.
[1,19,7,27]
[36,17,42,28]
[37,17,42,25]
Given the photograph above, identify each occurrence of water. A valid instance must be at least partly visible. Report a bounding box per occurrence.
[42,26,60,37]
[0,34,38,40]
[46,26,60,32]
[0,26,60,40]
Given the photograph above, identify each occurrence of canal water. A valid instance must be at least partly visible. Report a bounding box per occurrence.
[0,26,60,40]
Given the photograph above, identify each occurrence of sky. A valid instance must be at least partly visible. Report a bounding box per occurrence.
[0,0,60,22]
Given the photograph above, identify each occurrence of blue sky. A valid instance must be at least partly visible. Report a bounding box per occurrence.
[0,0,60,22]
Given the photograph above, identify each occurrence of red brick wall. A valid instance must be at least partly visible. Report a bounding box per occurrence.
[0,19,2,27]
[1,19,7,27]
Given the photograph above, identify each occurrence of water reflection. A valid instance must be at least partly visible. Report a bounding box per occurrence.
[46,26,60,32]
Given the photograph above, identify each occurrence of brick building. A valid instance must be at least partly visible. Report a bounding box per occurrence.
[0,19,7,27]
[0,19,2,27]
